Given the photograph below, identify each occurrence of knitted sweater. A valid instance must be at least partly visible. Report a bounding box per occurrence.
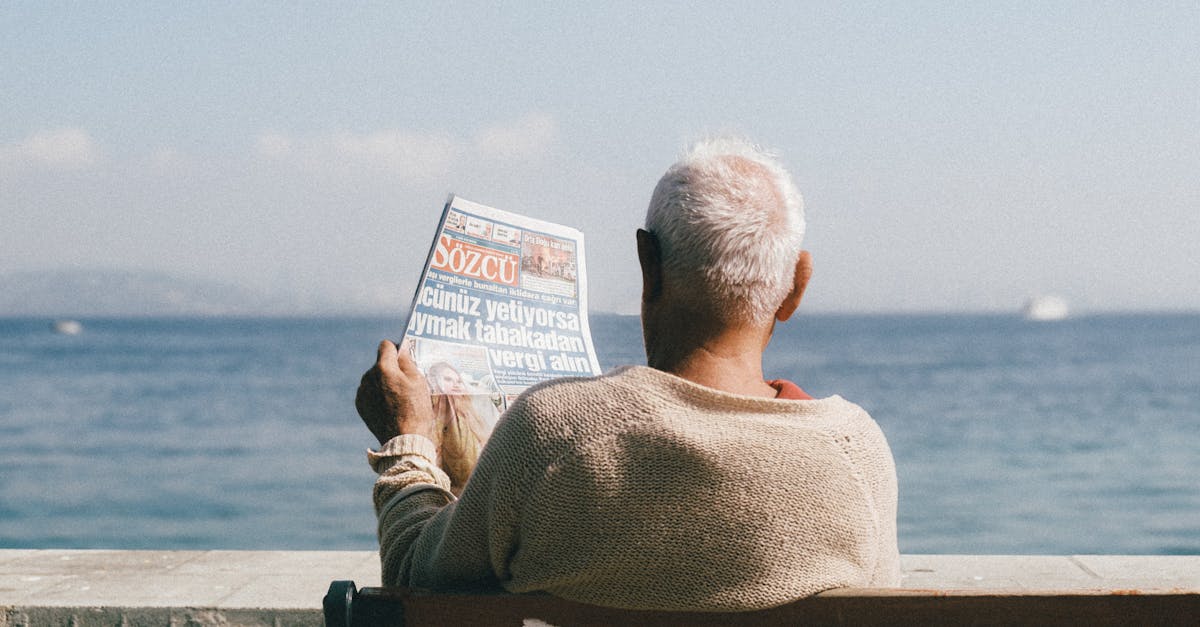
[368,365,899,611]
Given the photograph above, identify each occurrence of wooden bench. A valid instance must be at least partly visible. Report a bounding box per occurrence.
[323,580,1200,626]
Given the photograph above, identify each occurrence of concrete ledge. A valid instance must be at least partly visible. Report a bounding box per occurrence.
[900,554,1200,591]
[1,549,381,626]
[3,550,1198,626]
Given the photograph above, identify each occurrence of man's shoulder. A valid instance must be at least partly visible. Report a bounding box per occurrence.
[482,367,646,459]
[508,365,877,428]
[508,366,642,415]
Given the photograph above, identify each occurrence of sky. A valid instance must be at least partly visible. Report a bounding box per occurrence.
[2,2,1198,315]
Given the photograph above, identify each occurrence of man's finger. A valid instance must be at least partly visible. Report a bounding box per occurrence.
[395,344,422,377]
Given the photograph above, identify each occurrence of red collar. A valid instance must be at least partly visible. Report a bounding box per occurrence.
[767,379,813,400]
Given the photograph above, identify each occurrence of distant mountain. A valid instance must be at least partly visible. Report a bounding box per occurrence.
[0,269,323,316]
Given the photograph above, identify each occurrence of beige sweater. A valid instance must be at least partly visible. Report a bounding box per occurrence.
[369,365,899,611]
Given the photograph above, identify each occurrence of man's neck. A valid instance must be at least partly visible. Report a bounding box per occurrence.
[643,308,777,398]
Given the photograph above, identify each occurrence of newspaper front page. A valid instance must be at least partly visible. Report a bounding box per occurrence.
[401,195,602,489]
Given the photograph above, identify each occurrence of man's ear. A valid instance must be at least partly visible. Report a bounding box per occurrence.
[775,251,813,322]
[636,229,663,302]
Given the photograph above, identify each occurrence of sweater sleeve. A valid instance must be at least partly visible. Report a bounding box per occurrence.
[368,434,460,587]
[843,412,901,586]
[368,434,453,508]
[368,405,538,590]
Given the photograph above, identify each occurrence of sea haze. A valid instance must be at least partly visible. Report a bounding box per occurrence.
[0,314,1196,553]
[0,270,391,317]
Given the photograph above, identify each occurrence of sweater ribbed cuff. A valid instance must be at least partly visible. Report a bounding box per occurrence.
[366,433,439,474]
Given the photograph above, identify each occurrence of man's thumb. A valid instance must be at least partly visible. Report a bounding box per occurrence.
[376,340,400,375]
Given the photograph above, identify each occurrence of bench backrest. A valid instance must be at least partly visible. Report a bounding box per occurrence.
[324,580,1200,626]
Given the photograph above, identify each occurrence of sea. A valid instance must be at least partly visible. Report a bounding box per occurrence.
[1,313,1197,555]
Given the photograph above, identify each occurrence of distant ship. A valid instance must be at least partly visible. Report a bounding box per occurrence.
[52,319,84,335]
[1022,296,1069,321]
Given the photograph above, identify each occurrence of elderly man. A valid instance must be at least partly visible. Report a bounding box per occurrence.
[356,138,899,611]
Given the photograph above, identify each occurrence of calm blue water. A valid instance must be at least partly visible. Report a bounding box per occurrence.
[1,314,1197,554]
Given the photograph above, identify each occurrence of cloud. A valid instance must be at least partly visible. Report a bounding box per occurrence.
[255,129,459,179]
[0,128,100,169]
[331,130,459,175]
[148,147,193,169]
[474,113,558,161]
[253,114,558,179]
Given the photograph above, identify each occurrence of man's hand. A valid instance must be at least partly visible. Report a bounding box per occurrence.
[356,340,437,446]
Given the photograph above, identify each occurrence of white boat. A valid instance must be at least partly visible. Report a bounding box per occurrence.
[1022,296,1069,321]
[52,319,83,335]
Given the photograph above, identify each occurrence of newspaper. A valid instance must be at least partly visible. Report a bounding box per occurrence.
[401,195,602,490]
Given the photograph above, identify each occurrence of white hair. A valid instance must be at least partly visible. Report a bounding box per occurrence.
[645,137,806,325]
